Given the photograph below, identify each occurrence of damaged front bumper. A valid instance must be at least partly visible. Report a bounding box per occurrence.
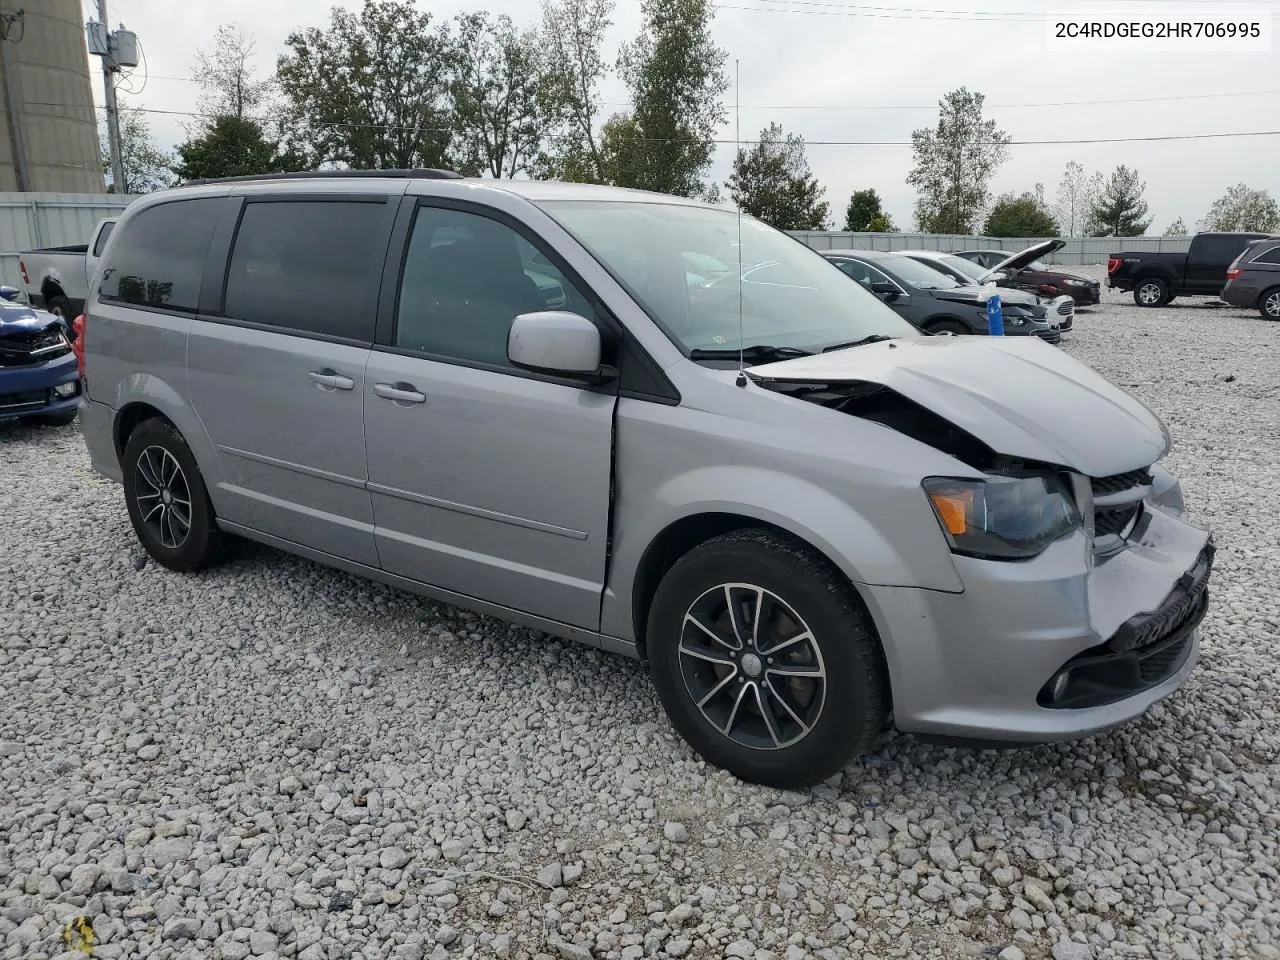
[861,489,1212,744]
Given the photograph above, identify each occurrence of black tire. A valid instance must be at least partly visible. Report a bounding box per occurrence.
[646,528,890,789]
[122,417,226,572]
[47,294,71,320]
[1133,278,1168,307]
[1260,287,1280,322]
[928,319,969,336]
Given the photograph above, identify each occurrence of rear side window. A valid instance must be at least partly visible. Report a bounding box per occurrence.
[223,200,392,342]
[99,199,223,313]
[92,220,115,257]
[1251,244,1280,265]
[1196,235,1252,265]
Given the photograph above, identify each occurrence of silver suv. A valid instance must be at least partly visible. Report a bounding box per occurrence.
[78,171,1214,788]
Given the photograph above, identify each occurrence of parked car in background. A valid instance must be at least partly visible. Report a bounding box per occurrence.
[0,285,81,425]
[80,171,1210,788]
[900,249,1076,330]
[1106,231,1274,307]
[954,241,1101,306]
[19,217,117,323]
[822,249,1061,342]
[1221,236,1280,320]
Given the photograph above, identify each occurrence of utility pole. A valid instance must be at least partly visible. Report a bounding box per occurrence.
[0,8,29,190]
[97,0,125,193]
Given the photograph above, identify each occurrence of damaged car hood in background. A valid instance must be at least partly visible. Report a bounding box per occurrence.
[747,336,1170,477]
[0,301,61,335]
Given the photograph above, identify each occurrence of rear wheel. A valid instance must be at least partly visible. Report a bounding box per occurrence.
[1260,287,1280,321]
[1134,278,1168,307]
[646,529,889,789]
[122,418,227,572]
[47,294,71,320]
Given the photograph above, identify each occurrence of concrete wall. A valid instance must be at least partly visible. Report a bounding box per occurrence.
[787,232,1194,266]
[0,191,134,289]
[0,0,104,193]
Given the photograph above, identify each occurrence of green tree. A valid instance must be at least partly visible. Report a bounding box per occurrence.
[843,188,894,232]
[1201,184,1280,233]
[536,0,615,182]
[1163,217,1188,237]
[1052,161,1104,236]
[1090,165,1152,237]
[612,0,728,196]
[173,116,306,182]
[983,191,1060,238]
[907,87,1010,234]
[276,0,455,170]
[101,106,174,194]
[726,123,829,230]
[450,12,548,178]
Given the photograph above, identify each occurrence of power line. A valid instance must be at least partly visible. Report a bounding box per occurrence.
[23,99,1280,147]
[722,0,1279,19]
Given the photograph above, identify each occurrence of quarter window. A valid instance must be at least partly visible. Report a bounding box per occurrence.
[1251,245,1280,265]
[223,200,392,342]
[99,198,225,313]
[394,206,593,367]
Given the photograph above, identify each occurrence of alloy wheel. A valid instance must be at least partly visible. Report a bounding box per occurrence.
[134,445,193,549]
[1138,283,1162,305]
[678,583,827,750]
[1265,292,1280,319]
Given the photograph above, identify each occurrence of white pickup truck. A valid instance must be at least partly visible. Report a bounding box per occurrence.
[19,217,117,320]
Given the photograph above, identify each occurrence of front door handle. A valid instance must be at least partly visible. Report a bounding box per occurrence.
[309,368,355,391]
[374,382,427,405]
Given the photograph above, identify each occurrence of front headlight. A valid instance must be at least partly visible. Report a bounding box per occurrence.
[1064,279,1087,287]
[923,473,1082,560]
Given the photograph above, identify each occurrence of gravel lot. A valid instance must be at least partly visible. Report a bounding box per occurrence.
[3,269,1278,960]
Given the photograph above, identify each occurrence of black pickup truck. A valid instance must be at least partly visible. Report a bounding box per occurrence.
[1107,231,1274,307]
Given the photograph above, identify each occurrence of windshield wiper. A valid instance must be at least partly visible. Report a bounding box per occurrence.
[688,344,814,361]
[821,334,896,352]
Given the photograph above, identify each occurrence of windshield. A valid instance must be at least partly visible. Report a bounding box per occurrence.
[541,200,919,354]
[882,255,963,290]
[938,254,987,283]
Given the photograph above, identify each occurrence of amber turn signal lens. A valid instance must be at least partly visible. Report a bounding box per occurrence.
[927,488,973,536]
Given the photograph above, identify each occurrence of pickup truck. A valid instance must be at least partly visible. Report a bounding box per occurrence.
[18,217,117,320]
[1107,230,1274,307]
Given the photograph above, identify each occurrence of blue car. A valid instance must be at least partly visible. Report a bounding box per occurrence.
[0,285,81,426]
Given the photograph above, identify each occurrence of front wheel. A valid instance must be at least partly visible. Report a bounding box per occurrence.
[1260,288,1280,321]
[928,319,969,336]
[1134,278,1168,307]
[122,418,227,572]
[647,529,890,789]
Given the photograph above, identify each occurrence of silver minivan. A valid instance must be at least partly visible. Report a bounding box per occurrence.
[78,171,1213,788]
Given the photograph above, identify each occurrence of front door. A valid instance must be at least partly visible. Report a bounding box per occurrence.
[364,202,616,630]
[188,196,398,567]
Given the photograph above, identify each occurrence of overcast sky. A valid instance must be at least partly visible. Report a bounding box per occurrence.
[99,0,1279,231]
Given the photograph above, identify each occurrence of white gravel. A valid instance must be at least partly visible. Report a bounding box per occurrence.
[2,275,1278,960]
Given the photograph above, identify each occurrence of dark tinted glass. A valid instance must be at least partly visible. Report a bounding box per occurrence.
[224,200,390,341]
[1198,235,1254,264]
[1251,244,1280,265]
[92,220,115,256]
[99,199,223,312]
[395,206,592,366]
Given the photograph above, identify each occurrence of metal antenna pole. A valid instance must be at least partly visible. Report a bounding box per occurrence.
[98,0,125,192]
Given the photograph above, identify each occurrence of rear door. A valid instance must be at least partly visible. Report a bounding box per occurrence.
[363,200,617,629]
[186,194,398,567]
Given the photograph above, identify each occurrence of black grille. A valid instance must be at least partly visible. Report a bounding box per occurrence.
[1111,545,1213,653]
[1138,632,1194,683]
[0,388,47,410]
[1056,301,1073,315]
[1091,468,1152,495]
[1094,504,1139,537]
[0,329,70,367]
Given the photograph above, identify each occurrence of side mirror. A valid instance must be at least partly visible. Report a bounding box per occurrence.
[508,311,612,380]
[870,281,900,300]
[0,285,20,302]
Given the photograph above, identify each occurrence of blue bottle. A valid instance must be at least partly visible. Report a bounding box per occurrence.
[986,293,1004,336]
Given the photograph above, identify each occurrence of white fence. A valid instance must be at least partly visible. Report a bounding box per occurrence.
[0,192,136,292]
[787,232,1194,266]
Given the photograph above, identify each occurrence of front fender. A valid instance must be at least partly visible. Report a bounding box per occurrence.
[600,464,963,642]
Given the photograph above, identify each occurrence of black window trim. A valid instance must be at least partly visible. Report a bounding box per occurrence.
[206,193,399,346]
[374,195,680,405]
[97,196,240,318]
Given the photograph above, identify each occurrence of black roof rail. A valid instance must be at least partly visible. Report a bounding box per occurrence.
[182,168,463,187]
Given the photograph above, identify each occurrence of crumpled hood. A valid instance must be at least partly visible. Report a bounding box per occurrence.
[747,335,1170,476]
[0,300,61,336]
[931,284,1039,308]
